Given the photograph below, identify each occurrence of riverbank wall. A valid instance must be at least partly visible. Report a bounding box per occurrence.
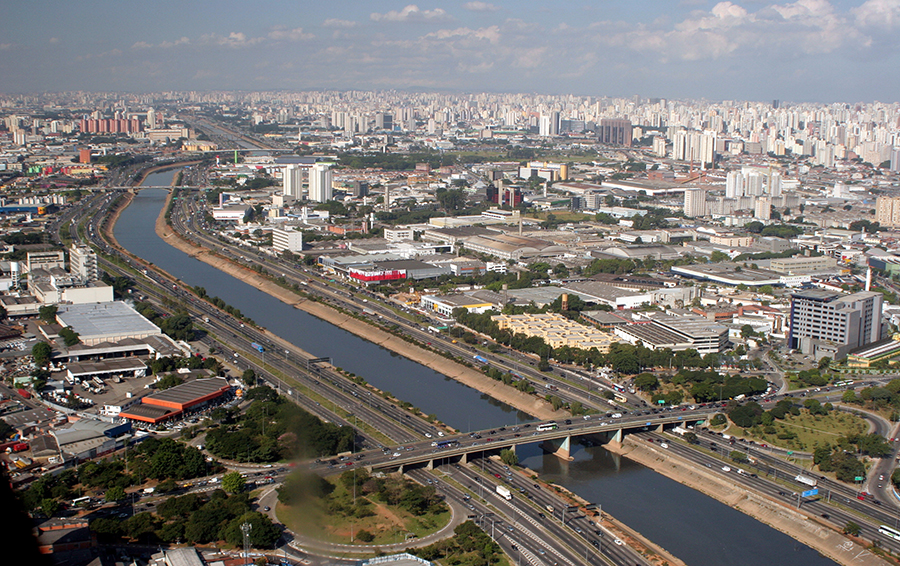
[607,438,893,566]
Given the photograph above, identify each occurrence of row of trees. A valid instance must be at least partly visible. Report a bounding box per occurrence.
[91,490,280,547]
[205,386,356,462]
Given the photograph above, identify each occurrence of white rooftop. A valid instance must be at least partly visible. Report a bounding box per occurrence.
[56,301,160,341]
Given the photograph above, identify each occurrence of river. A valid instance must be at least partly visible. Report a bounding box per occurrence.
[116,171,837,566]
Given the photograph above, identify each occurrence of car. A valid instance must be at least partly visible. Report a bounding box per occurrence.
[263,506,271,512]
[614,539,623,546]
[494,473,502,478]
[722,466,731,472]
[660,443,668,449]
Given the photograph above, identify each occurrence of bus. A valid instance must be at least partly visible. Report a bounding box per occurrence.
[612,384,625,393]
[536,421,559,432]
[880,525,900,541]
[71,496,91,507]
[251,342,265,353]
[436,440,459,449]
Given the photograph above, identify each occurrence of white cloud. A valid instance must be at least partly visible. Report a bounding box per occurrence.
[853,0,900,28]
[463,1,499,12]
[425,25,501,43]
[323,18,358,28]
[370,5,451,22]
[131,41,153,50]
[49,37,60,44]
[199,32,262,47]
[268,27,314,41]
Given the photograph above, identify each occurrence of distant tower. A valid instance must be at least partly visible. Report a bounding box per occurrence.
[240,522,252,565]
[866,266,872,292]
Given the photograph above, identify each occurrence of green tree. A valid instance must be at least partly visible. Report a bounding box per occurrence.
[106,486,126,502]
[39,304,58,324]
[844,521,861,536]
[31,342,53,366]
[500,448,519,467]
[41,498,60,517]
[59,327,81,346]
[356,529,375,542]
[684,432,698,444]
[221,471,246,494]
[710,251,730,263]
[242,369,257,387]
[758,285,774,295]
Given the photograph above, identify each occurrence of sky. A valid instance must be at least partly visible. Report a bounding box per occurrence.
[2,0,900,103]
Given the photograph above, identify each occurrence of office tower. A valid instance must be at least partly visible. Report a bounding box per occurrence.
[599,118,632,146]
[683,188,707,218]
[272,226,304,253]
[876,196,900,227]
[147,107,157,129]
[282,164,304,199]
[308,163,333,203]
[69,244,98,281]
[352,180,369,198]
[375,112,393,131]
[725,171,743,199]
[788,290,883,360]
[539,112,559,137]
[891,148,900,172]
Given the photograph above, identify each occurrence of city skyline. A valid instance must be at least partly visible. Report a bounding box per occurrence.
[2,0,900,102]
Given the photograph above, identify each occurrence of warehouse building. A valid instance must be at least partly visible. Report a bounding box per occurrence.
[55,302,161,346]
[491,313,621,352]
[119,377,232,425]
[614,313,729,354]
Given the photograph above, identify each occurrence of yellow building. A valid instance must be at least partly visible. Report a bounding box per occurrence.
[492,313,620,352]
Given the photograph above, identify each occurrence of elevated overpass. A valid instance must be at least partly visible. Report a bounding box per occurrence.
[368,409,716,473]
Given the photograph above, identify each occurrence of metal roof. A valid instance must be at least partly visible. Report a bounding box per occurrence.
[56,301,160,340]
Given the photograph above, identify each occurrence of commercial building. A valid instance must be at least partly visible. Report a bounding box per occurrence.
[769,256,837,274]
[119,377,231,424]
[272,226,303,253]
[614,313,729,354]
[672,263,782,287]
[491,313,621,352]
[517,161,568,182]
[788,290,883,360]
[559,281,653,310]
[846,338,900,368]
[419,294,495,317]
[26,250,65,273]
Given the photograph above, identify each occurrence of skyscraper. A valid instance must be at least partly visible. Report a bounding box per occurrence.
[282,164,304,199]
[308,163,333,203]
[599,118,632,146]
[725,171,743,199]
[69,244,98,282]
[683,188,707,218]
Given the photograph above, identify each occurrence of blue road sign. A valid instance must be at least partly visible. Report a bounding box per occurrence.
[801,488,819,498]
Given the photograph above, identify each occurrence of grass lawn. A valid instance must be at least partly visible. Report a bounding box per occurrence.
[276,475,451,546]
[734,410,867,452]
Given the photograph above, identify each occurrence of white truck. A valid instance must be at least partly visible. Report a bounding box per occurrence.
[496,485,512,500]
[795,474,818,487]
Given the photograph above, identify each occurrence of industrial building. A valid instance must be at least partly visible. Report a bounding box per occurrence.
[788,289,884,361]
[119,377,232,424]
[55,301,161,346]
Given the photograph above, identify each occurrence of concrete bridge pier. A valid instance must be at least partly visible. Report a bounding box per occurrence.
[541,435,574,461]
[607,427,624,449]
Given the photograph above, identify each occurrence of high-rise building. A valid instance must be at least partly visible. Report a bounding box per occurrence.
[725,171,743,199]
[352,180,369,198]
[683,188,707,218]
[754,196,771,220]
[788,290,883,360]
[69,244,98,282]
[282,164,304,199]
[768,172,783,197]
[699,131,716,166]
[876,196,900,227]
[652,136,667,157]
[375,112,393,131]
[891,148,900,172]
[599,118,632,146]
[308,162,333,203]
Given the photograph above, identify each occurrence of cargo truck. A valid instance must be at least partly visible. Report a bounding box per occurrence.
[496,485,512,500]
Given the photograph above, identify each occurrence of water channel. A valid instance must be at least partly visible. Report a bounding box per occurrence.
[115,170,837,566]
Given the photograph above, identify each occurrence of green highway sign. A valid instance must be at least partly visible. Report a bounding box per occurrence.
[855,476,864,481]
[787,451,793,455]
